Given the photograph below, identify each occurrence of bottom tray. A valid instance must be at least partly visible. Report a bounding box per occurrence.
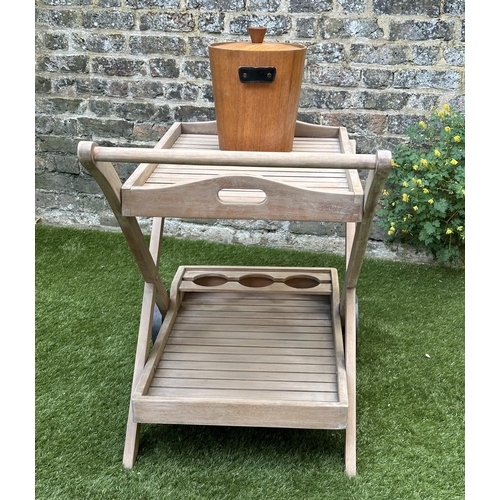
[132,266,348,429]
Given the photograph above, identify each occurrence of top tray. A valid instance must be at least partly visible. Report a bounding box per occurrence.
[121,121,364,222]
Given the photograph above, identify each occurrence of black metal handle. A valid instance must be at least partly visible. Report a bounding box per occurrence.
[239,67,276,83]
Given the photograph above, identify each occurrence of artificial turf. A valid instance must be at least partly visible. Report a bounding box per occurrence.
[35,224,464,499]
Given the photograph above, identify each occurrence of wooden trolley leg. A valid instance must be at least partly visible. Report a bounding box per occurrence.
[123,282,156,468]
[77,142,170,316]
[345,223,355,267]
[343,223,357,476]
[344,287,357,477]
[340,152,392,476]
[78,143,171,468]
[123,218,165,468]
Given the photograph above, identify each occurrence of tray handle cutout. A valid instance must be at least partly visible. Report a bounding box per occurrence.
[218,188,267,205]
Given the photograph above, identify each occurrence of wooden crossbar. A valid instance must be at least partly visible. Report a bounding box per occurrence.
[91,146,378,171]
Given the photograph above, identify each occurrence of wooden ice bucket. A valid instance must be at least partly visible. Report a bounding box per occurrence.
[209,27,306,152]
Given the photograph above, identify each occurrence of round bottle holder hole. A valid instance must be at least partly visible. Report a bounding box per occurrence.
[193,275,228,287]
[284,275,320,289]
[238,274,274,288]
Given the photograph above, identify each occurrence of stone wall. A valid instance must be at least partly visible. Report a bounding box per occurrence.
[35,0,465,259]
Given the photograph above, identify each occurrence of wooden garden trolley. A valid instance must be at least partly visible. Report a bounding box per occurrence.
[77,120,391,476]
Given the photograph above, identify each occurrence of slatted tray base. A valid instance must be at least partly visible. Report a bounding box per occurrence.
[132,266,348,429]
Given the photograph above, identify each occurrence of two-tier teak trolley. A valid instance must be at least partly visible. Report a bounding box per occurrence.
[77,120,391,476]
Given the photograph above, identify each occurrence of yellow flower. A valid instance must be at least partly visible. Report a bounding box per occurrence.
[402,193,410,202]
[438,110,445,119]
[461,188,465,196]
[423,188,429,194]
[413,206,418,211]
[434,149,441,157]
[391,158,397,167]
[457,226,463,232]
[402,181,408,187]
[419,121,427,129]
[446,228,453,235]
[443,104,451,112]
[412,164,418,171]
[453,135,461,142]
[388,229,394,236]
[420,158,428,167]
[444,126,451,133]
[428,198,434,204]
[450,159,458,165]
[383,189,389,196]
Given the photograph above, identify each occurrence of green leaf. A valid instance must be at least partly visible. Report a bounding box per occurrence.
[433,198,449,214]
[423,221,437,236]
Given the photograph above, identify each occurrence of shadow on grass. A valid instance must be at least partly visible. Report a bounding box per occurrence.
[137,424,346,468]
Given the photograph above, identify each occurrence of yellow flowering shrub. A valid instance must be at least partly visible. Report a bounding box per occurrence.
[378,104,465,266]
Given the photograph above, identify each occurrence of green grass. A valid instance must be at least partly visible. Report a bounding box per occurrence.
[35,224,464,499]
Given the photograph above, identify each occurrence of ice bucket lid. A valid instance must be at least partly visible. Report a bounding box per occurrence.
[210,27,305,52]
